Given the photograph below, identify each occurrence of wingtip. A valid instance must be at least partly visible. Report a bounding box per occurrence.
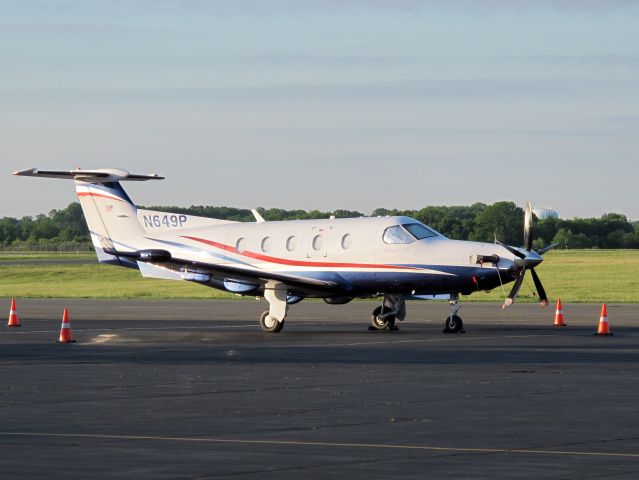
[11,167,36,176]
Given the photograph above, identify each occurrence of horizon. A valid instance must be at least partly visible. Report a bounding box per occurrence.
[3,197,634,223]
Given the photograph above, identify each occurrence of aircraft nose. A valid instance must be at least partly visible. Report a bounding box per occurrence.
[501,244,544,269]
[525,251,543,268]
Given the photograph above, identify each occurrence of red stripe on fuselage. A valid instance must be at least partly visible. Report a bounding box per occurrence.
[181,235,418,270]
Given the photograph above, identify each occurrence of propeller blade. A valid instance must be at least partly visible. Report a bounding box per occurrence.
[523,201,533,251]
[537,242,560,255]
[497,240,526,259]
[530,268,549,305]
[504,267,526,307]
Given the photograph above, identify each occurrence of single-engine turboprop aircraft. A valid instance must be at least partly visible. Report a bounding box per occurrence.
[13,168,553,333]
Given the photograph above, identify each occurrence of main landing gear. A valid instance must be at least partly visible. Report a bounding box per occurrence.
[443,294,465,334]
[259,282,288,333]
[370,294,406,331]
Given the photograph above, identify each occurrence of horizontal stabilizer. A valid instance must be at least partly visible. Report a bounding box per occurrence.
[12,168,164,183]
[137,262,184,281]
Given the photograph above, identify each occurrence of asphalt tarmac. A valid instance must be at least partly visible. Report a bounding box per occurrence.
[1,298,638,479]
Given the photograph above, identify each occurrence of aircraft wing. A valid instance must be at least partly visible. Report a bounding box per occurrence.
[167,257,342,295]
[112,248,344,295]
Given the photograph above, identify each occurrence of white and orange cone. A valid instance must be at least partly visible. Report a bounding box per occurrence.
[57,309,76,343]
[553,298,566,327]
[595,304,613,336]
[7,298,21,327]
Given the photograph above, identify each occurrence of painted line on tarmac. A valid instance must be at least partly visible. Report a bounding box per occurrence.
[0,322,335,336]
[0,324,258,335]
[1,432,638,459]
[264,334,555,349]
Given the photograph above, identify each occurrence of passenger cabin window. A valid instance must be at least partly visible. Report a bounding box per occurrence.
[403,223,439,240]
[236,237,247,253]
[382,226,414,244]
[261,237,271,253]
[312,234,324,251]
[341,234,352,249]
[286,236,297,252]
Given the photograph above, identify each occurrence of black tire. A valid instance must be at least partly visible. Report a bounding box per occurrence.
[260,310,284,333]
[443,315,463,333]
[371,306,395,330]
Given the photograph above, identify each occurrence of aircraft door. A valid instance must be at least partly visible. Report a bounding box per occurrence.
[374,223,412,289]
[307,226,331,259]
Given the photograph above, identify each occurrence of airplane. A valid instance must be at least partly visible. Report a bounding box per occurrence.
[13,168,552,333]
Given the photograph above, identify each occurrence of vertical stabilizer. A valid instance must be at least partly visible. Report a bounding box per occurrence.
[74,181,145,266]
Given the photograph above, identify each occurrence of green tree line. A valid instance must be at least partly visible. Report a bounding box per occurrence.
[1,201,638,249]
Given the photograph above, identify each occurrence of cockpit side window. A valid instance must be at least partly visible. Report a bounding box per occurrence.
[402,223,439,240]
[383,225,415,244]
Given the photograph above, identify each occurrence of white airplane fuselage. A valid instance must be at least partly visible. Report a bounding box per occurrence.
[112,213,519,299]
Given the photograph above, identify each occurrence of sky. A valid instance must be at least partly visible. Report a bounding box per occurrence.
[1,0,638,220]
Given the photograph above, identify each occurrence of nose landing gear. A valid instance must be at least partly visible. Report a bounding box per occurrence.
[443,294,465,333]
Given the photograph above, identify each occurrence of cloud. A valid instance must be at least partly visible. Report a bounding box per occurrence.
[235,54,413,66]
[497,54,639,68]
[0,77,580,104]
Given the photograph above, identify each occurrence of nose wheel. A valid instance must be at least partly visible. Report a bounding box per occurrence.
[443,315,464,333]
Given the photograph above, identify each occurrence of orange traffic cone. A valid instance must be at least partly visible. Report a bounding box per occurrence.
[7,298,21,327]
[58,309,76,343]
[553,298,566,327]
[595,304,613,336]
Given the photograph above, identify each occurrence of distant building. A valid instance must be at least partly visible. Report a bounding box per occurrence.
[532,206,559,220]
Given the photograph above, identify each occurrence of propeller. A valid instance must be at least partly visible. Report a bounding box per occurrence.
[499,202,552,308]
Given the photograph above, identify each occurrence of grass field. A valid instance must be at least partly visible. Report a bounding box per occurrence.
[468,249,639,303]
[0,250,637,302]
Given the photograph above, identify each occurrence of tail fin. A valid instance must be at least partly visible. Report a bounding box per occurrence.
[12,168,163,267]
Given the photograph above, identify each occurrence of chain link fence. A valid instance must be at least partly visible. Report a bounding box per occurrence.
[0,242,93,256]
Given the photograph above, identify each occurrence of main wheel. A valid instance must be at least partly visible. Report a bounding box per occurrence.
[443,315,464,333]
[371,306,395,330]
[260,310,284,333]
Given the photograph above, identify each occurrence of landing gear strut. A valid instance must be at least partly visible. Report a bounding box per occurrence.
[443,294,465,333]
[260,282,288,333]
[370,294,406,331]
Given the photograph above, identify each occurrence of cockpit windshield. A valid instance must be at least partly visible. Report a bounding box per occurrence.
[402,223,440,240]
[382,225,415,244]
[382,222,441,244]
